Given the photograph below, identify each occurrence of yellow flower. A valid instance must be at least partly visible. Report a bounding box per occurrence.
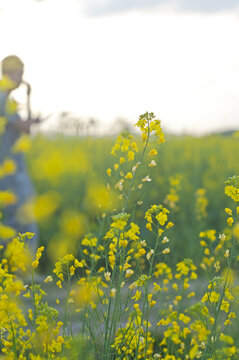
[153,283,162,292]
[32,260,39,269]
[126,269,134,278]
[35,246,44,260]
[149,149,157,156]
[127,150,135,161]
[12,134,32,153]
[146,223,152,231]
[209,317,215,325]
[162,248,170,254]
[166,222,174,229]
[172,283,178,291]
[110,288,117,298]
[190,272,197,280]
[148,160,156,167]
[70,265,75,276]
[227,217,234,226]
[233,223,239,239]
[73,280,98,308]
[209,291,220,303]
[228,312,236,319]
[132,290,141,301]
[225,208,232,216]
[224,319,231,326]
[149,300,156,307]
[57,336,64,344]
[131,142,138,152]
[73,259,83,267]
[0,75,16,91]
[56,281,62,288]
[201,292,209,303]
[146,249,154,260]
[0,158,16,177]
[220,299,230,313]
[125,172,133,179]
[0,223,16,239]
[179,313,191,324]
[104,272,111,281]
[156,212,167,226]
[0,190,17,206]
[98,267,105,273]
[44,275,53,283]
[28,309,33,321]
[225,185,239,202]
[142,175,151,182]
[220,333,234,345]
[162,236,169,244]
[106,168,112,176]
[224,249,230,258]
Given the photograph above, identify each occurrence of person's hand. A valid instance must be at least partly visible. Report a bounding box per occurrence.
[33,117,41,124]
[33,114,52,124]
[26,116,41,125]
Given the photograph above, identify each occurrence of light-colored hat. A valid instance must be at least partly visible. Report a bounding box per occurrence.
[1,55,24,73]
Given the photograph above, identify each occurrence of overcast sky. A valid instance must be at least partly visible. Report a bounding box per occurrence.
[83,0,239,15]
[0,0,239,134]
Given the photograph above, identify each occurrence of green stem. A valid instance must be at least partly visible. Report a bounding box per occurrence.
[144,286,149,359]
[63,267,71,337]
[111,256,124,341]
[201,264,230,360]
[103,233,122,360]
[104,238,124,359]
[103,296,112,360]
[202,224,237,360]
[135,227,160,359]
[10,321,17,360]
[85,319,100,359]
[122,121,150,213]
[31,270,37,329]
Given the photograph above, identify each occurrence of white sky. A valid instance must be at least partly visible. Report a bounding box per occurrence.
[0,0,239,134]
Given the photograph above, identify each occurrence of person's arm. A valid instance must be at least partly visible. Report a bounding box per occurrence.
[0,92,40,133]
[12,117,40,133]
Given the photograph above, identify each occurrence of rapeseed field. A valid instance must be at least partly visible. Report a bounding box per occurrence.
[0,112,239,359]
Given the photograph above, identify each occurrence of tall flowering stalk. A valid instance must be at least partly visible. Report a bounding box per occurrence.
[0,114,239,359]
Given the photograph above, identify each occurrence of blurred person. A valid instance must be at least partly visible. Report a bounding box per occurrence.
[0,55,39,252]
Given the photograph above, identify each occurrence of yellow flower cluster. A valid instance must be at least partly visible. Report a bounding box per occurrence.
[195,188,208,220]
[112,323,154,359]
[0,236,70,358]
[12,134,32,153]
[224,175,239,202]
[53,253,76,288]
[32,246,44,269]
[0,190,17,207]
[135,111,165,144]
[145,204,174,235]
[0,158,16,178]
[164,175,182,211]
